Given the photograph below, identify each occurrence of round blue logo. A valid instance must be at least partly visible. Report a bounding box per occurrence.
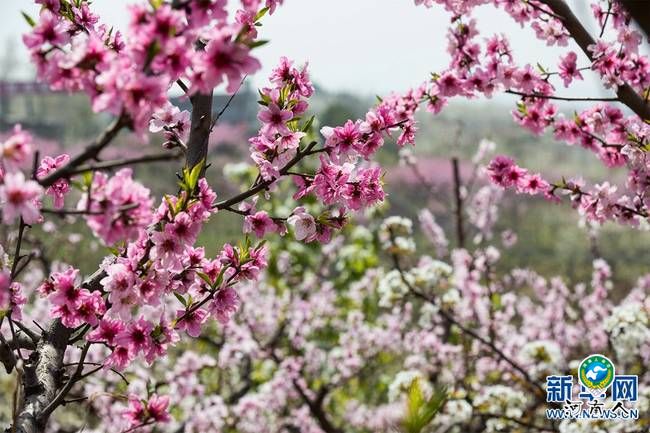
[579,354,615,392]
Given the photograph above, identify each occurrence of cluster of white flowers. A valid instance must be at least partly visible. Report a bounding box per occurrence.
[377,256,456,308]
[604,302,650,362]
[408,256,453,293]
[387,370,432,403]
[379,216,416,255]
[377,269,411,307]
[432,389,473,431]
[518,340,564,379]
[474,385,528,433]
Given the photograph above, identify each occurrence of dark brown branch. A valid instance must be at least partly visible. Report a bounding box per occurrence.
[505,89,618,102]
[540,0,650,120]
[186,91,213,173]
[210,76,246,131]
[65,151,182,176]
[12,321,73,433]
[215,141,318,210]
[9,266,106,433]
[451,157,465,248]
[37,343,91,422]
[10,219,27,279]
[291,379,342,433]
[38,114,129,188]
[618,1,650,39]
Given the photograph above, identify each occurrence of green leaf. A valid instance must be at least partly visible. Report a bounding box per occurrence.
[196,272,214,288]
[402,381,447,433]
[174,292,188,307]
[21,11,36,28]
[255,6,270,21]
[406,379,425,421]
[301,115,315,133]
[213,267,227,289]
[82,170,94,187]
[186,158,205,191]
[163,194,177,218]
[247,39,269,49]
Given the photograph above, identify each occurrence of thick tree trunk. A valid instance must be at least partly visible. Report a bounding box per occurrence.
[618,1,650,39]
[11,322,72,433]
[186,91,214,173]
[8,268,109,432]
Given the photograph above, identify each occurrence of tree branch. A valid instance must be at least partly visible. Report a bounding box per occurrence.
[186,91,213,173]
[388,244,545,397]
[38,114,129,188]
[539,0,650,120]
[451,157,465,248]
[505,89,619,102]
[65,151,182,176]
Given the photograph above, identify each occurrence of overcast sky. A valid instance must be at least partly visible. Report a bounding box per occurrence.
[0,0,612,99]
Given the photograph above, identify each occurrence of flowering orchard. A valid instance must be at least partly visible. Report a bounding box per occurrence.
[0,0,649,433]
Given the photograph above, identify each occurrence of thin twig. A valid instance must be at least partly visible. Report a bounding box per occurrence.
[505,89,618,102]
[38,114,129,188]
[65,151,182,176]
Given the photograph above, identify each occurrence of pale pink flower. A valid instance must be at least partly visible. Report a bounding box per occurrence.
[0,171,43,224]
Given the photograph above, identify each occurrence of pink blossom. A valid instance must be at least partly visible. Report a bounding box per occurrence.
[321,120,361,155]
[436,71,463,97]
[37,154,70,208]
[1,125,33,171]
[258,103,293,137]
[558,51,583,87]
[146,394,171,423]
[116,318,154,354]
[243,210,275,238]
[0,272,26,320]
[518,173,550,195]
[0,171,43,224]
[22,10,68,49]
[209,287,240,324]
[166,212,201,245]
[151,230,185,272]
[287,207,317,242]
[79,168,153,245]
[123,395,146,427]
[87,318,125,345]
[194,28,261,93]
[175,308,209,338]
[106,345,134,370]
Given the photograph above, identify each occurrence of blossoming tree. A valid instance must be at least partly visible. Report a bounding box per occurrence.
[1,0,650,432]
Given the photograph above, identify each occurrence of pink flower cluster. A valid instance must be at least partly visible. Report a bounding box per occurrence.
[38,267,105,328]
[34,172,268,371]
[249,57,314,183]
[77,168,154,245]
[149,102,191,149]
[407,0,650,228]
[23,0,277,132]
[0,269,26,320]
[37,154,70,209]
[0,126,43,225]
[123,393,170,429]
[487,155,550,196]
[240,57,419,242]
